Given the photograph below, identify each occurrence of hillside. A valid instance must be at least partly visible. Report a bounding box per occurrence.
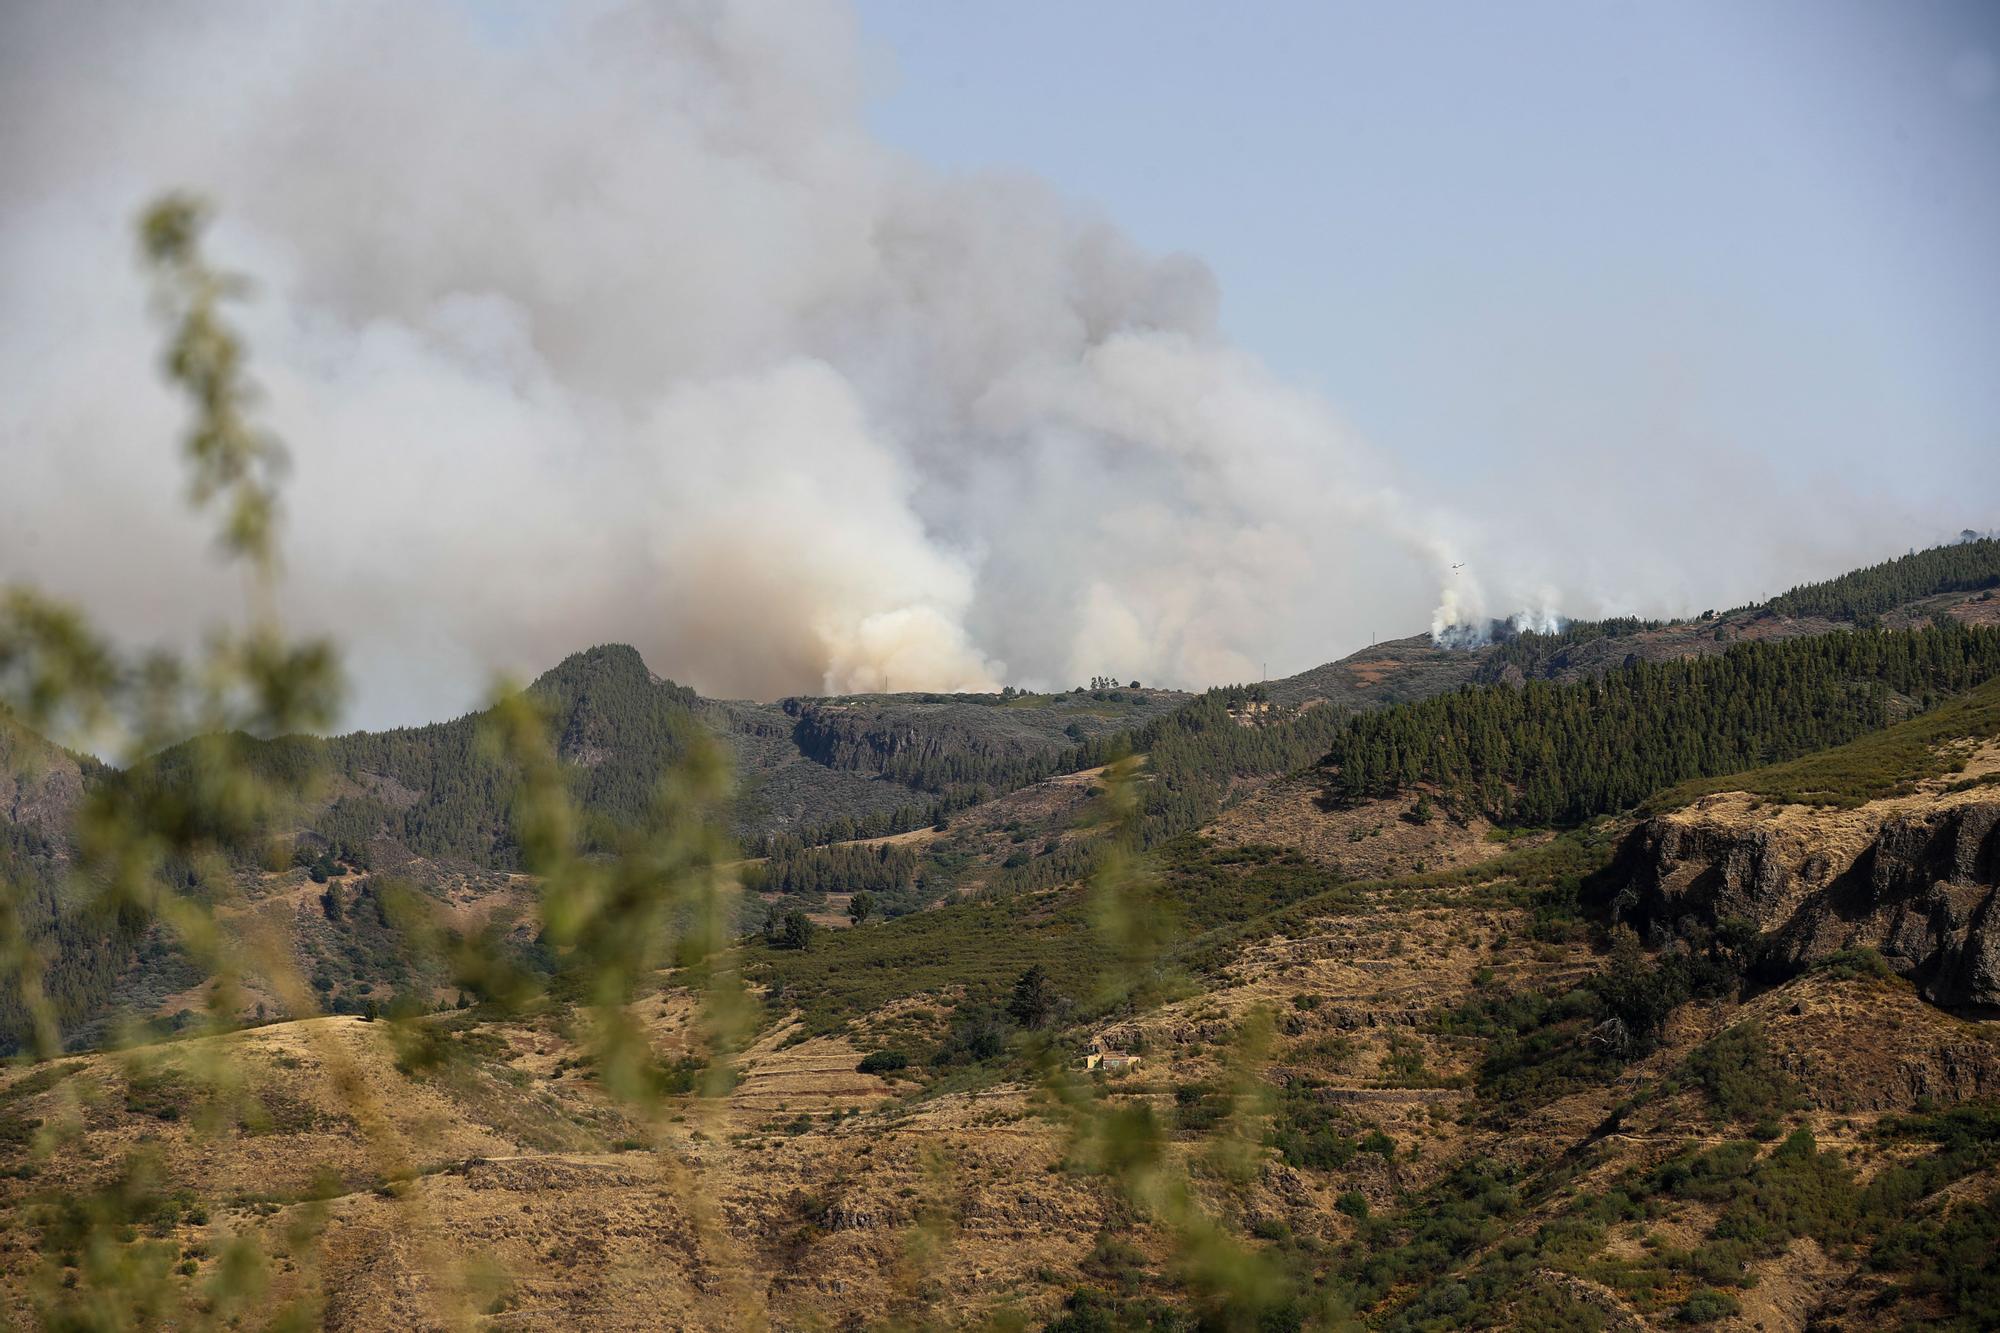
[715,681,1188,846]
[1270,537,2000,711]
[0,651,1193,1050]
[7,653,1999,1329]
[0,709,95,848]
[22,537,1994,879]
[10,543,2000,1054]
[136,647,1190,874]
[1319,620,2000,825]
[1263,632,1484,710]
[4,540,2000,1330]
[0,711,133,1054]
[0,711,91,926]
[1616,677,2000,1007]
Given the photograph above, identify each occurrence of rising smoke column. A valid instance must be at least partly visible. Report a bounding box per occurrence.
[0,0,1490,726]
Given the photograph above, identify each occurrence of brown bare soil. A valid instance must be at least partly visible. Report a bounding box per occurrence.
[1205,776,1547,880]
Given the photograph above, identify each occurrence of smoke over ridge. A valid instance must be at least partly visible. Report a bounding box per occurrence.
[0,1,1899,727]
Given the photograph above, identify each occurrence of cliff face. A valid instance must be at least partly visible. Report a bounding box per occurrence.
[1617,791,2000,1009]
[785,702,1002,777]
[780,689,1185,784]
[0,714,90,847]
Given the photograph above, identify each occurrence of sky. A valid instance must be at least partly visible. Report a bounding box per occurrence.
[0,2,1995,732]
[854,1,1999,555]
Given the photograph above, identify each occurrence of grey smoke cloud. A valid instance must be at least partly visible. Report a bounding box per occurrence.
[0,1,1939,729]
[0,0,1476,726]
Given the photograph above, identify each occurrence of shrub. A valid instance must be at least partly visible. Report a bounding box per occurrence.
[1678,1288,1739,1323]
[1172,1082,1228,1136]
[1813,947,1896,983]
[1250,1216,1290,1241]
[1268,1084,1357,1171]
[931,1004,1008,1066]
[1681,1023,1800,1124]
[856,1050,908,1075]
[763,908,817,951]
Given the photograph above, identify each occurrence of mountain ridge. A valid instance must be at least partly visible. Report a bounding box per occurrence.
[6,536,1999,1056]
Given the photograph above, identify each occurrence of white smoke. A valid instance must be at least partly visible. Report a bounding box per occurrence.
[1430,579,1485,646]
[0,1,1663,724]
[1430,579,1571,648]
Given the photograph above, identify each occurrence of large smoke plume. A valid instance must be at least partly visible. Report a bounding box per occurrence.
[0,2,1940,728]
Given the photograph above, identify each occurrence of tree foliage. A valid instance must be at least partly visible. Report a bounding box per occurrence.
[1762,536,2000,621]
[1322,622,2000,825]
[740,841,917,900]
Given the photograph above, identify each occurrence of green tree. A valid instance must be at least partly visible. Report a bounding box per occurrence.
[1006,963,1066,1030]
[764,907,816,951]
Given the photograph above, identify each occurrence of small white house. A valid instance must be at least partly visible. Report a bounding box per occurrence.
[1083,1042,1141,1072]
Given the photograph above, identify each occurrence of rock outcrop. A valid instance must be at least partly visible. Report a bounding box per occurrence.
[1615,792,2000,1009]
[0,713,91,847]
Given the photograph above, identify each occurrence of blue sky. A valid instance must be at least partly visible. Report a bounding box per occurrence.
[855,1,1998,534]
